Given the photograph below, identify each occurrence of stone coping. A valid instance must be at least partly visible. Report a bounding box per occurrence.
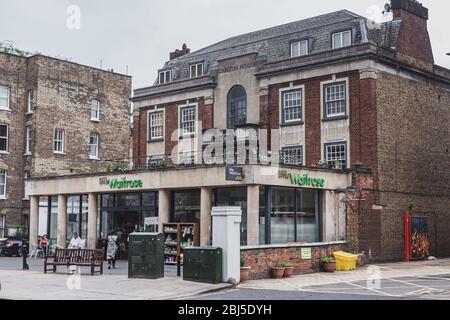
[240,240,346,251]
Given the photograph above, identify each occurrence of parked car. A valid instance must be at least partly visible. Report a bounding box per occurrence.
[0,239,28,257]
[0,238,7,254]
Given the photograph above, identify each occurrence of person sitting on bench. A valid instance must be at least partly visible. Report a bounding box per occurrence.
[68,232,82,249]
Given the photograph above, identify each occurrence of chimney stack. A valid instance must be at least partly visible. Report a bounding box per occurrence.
[390,0,434,68]
[391,0,428,20]
[170,43,191,60]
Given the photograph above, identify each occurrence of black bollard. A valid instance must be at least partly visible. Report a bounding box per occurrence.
[22,240,29,270]
[177,255,181,277]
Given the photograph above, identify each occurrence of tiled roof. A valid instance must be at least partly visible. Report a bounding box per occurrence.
[150,10,402,86]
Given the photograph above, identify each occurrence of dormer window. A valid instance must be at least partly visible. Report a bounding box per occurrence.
[159,70,172,84]
[290,40,308,58]
[190,63,204,78]
[332,30,352,49]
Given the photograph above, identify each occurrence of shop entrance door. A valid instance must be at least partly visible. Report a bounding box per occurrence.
[113,211,140,259]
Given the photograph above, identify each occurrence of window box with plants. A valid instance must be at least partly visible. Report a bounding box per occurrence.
[320,256,336,273]
[240,256,251,282]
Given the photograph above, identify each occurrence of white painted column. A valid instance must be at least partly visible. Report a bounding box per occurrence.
[29,196,39,247]
[87,193,98,249]
[200,188,212,246]
[158,189,170,233]
[247,185,260,246]
[212,206,242,283]
[57,195,67,248]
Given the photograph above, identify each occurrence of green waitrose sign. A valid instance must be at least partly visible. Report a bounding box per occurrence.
[101,177,144,190]
[279,170,326,188]
[289,173,325,188]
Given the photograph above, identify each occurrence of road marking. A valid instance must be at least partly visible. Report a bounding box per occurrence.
[345,281,400,297]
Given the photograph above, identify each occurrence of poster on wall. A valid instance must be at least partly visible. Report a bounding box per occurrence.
[411,217,430,260]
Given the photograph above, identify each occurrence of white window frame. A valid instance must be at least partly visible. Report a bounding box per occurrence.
[25,126,32,155]
[159,70,172,85]
[281,146,304,166]
[0,123,9,154]
[279,85,305,125]
[332,30,352,49]
[190,63,204,78]
[290,40,309,58]
[27,90,34,114]
[0,86,11,111]
[325,142,347,169]
[148,110,164,141]
[320,77,349,120]
[323,81,347,118]
[89,132,99,160]
[178,104,197,138]
[54,129,65,154]
[91,100,100,121]
[0,170,7,199]
[0,214,5,237]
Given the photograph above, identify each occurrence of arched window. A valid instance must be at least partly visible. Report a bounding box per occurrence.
[227,85,247,129]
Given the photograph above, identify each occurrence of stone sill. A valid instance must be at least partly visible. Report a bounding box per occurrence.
[240,240,346,251]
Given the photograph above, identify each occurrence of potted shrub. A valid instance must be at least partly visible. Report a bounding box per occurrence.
[270,262,285,279]
[320,256,336,273]
[240,256,251,282]
[318,160,328,169]
[281,262,295,278]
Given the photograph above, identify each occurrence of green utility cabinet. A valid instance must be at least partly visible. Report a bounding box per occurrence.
[183,247,223,284]
[128,232,164,279]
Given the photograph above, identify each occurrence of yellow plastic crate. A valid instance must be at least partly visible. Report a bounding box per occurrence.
[333,251,357,271]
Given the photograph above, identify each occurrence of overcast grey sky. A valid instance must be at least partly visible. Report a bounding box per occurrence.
[1,0,449,89]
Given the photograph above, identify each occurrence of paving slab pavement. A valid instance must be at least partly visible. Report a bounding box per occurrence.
[237,258,450,300]
[0,258,232,300]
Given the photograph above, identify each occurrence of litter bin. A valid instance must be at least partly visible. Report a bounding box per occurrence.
[333,251,357,271]
[183,247,222,284]
[128,232,164,279]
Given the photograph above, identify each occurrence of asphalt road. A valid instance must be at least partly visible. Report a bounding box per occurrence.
[194,288,408,300]
[195,274,450,300]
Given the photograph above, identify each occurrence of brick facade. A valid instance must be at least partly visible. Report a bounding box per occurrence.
[131,0,450,262]
[0,52,131,234]
[241,244,344,280]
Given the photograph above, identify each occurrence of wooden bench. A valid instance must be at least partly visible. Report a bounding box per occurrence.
[44,248,104,275]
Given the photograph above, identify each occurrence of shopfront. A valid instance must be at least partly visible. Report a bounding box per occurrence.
[259,187,322,245]
[28,165,351,252]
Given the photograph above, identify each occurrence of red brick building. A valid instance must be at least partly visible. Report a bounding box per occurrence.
[130,0,450,262]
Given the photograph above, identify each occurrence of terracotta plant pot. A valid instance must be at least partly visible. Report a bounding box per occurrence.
[271,267,285,279]
[240,267,251,282]
[283,267,295,278]
[323,262,336,273]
